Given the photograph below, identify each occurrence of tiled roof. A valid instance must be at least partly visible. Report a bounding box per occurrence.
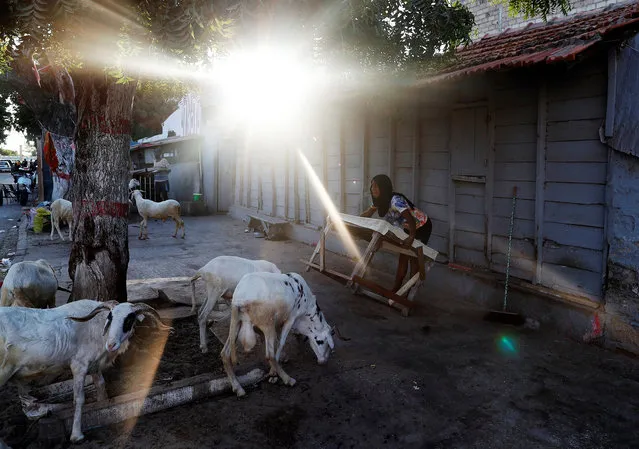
[419,1,639,84]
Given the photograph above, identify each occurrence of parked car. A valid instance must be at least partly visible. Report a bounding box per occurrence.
[0,161,12,173]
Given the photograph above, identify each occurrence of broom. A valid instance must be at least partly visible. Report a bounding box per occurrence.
[484,186,526,325]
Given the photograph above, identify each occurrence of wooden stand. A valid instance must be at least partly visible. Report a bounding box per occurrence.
[303,214,438,316]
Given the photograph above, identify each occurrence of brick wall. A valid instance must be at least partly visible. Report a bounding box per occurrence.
[461,0,627,39]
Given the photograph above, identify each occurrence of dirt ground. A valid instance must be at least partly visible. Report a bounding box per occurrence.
[1,215,639,449]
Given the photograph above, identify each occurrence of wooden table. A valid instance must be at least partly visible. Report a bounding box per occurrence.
[302,213,439,316]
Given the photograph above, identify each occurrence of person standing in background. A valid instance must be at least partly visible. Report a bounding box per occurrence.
[152,152,171,202]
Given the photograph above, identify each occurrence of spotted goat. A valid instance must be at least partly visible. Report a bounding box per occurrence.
[221,271,335,397]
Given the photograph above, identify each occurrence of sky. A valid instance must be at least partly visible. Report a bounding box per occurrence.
[3,129,35,156]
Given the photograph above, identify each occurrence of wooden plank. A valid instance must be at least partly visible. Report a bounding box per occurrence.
[495,124,537,144]
[606,47,617,137]
[547,71,607,101]
[545,182,606,204]
[546,141,608,162]
[422,169,449,187]
[493,197,535,220]
[339,115,346,213]
[522,79,548,284]
[348,233,381,287]
[542,244,603,273]
[419,185,448,205]
[351,275,416,309]
[547,119,603,142]
[494,143,537,162]
[493,162,536,181]
[493,86,538,108]
[245,146,251,207]
[455,229,485,252]
[428,234,448,256]
[284,148,290,219]
[493,181,536,199]
[491,253,536,272]
[454,182,485,196]
[455,212,485,234]
[451,175,485,184]
[543,222,604,251]
[271,163,276,217]
[257,171,263,211]
[421,152,449,170]
[430,218,448,237]
[396,272,421,297]
[492,235,536,259]
[426,203,448,222]
[547,96,606,122]
[540,263,602,298]
[321,119,328,226]
[545,162,607,184]
[455,194,485,215]
[319,228,326,271]
[544,202,605,228]
[417,246,426,280]
[494,106,537,126]
[448,174,455,262]
[490,262,534,282]
[389,116,397,183]
[302,260,351,283]
[294,152,300,222]
[492,216,535,239]
[362,114,370,213]
[455,247,487,267]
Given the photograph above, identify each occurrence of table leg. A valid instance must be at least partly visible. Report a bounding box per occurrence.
[346,232,381,289]
[306,217,332,272]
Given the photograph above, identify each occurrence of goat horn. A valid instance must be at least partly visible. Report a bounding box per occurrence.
[332,325,351,341]
[132,303,173,333]
[67,302,115,322]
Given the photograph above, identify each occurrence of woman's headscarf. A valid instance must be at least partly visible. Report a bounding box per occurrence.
[371,174,415,217]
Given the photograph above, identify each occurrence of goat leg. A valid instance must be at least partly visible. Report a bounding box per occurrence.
[92,372,108,402]
[70,363,88,443]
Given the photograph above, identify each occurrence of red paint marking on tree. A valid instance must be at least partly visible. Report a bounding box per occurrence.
[81,201,129,218]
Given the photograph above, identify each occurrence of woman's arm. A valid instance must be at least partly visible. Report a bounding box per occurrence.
[401,209,416,247]
[360,206,377,218]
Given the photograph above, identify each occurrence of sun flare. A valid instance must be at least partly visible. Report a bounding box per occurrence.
[210,46,324,133]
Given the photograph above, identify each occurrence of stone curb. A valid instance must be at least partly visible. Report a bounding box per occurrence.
[14,216,28,263]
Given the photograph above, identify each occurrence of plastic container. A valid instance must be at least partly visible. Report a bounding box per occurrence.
[193,193,202,202]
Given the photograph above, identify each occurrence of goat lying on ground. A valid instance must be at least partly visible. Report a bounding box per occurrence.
[50,198,73,241]
[130,189,185,239]
[0,259,58,308]
[0,300,169,442]
[221,272,335,397]
[190,255,281,353]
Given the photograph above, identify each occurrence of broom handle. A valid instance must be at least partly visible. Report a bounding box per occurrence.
[503,186,518,311]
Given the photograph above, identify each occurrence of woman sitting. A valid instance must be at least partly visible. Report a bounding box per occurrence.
[361,174,432,293]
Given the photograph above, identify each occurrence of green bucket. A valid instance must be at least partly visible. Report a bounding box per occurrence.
[193,193,202,202]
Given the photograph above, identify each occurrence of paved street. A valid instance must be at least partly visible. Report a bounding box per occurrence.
[0,214,635,449]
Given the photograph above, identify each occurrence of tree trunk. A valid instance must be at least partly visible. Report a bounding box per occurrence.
[68,73,137,303]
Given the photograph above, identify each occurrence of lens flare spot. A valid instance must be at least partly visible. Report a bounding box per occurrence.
[497,335,518,355]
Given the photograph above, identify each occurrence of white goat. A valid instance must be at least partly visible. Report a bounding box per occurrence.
[221,272,335,397]
[0,259,58,308]
[129,189,185,240]
[128,178,140,192]
[190,256,281,354]
[0,300,169,443]
[50,198,73,241]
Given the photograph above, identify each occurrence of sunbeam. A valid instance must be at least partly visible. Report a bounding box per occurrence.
[297,150,361,261]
